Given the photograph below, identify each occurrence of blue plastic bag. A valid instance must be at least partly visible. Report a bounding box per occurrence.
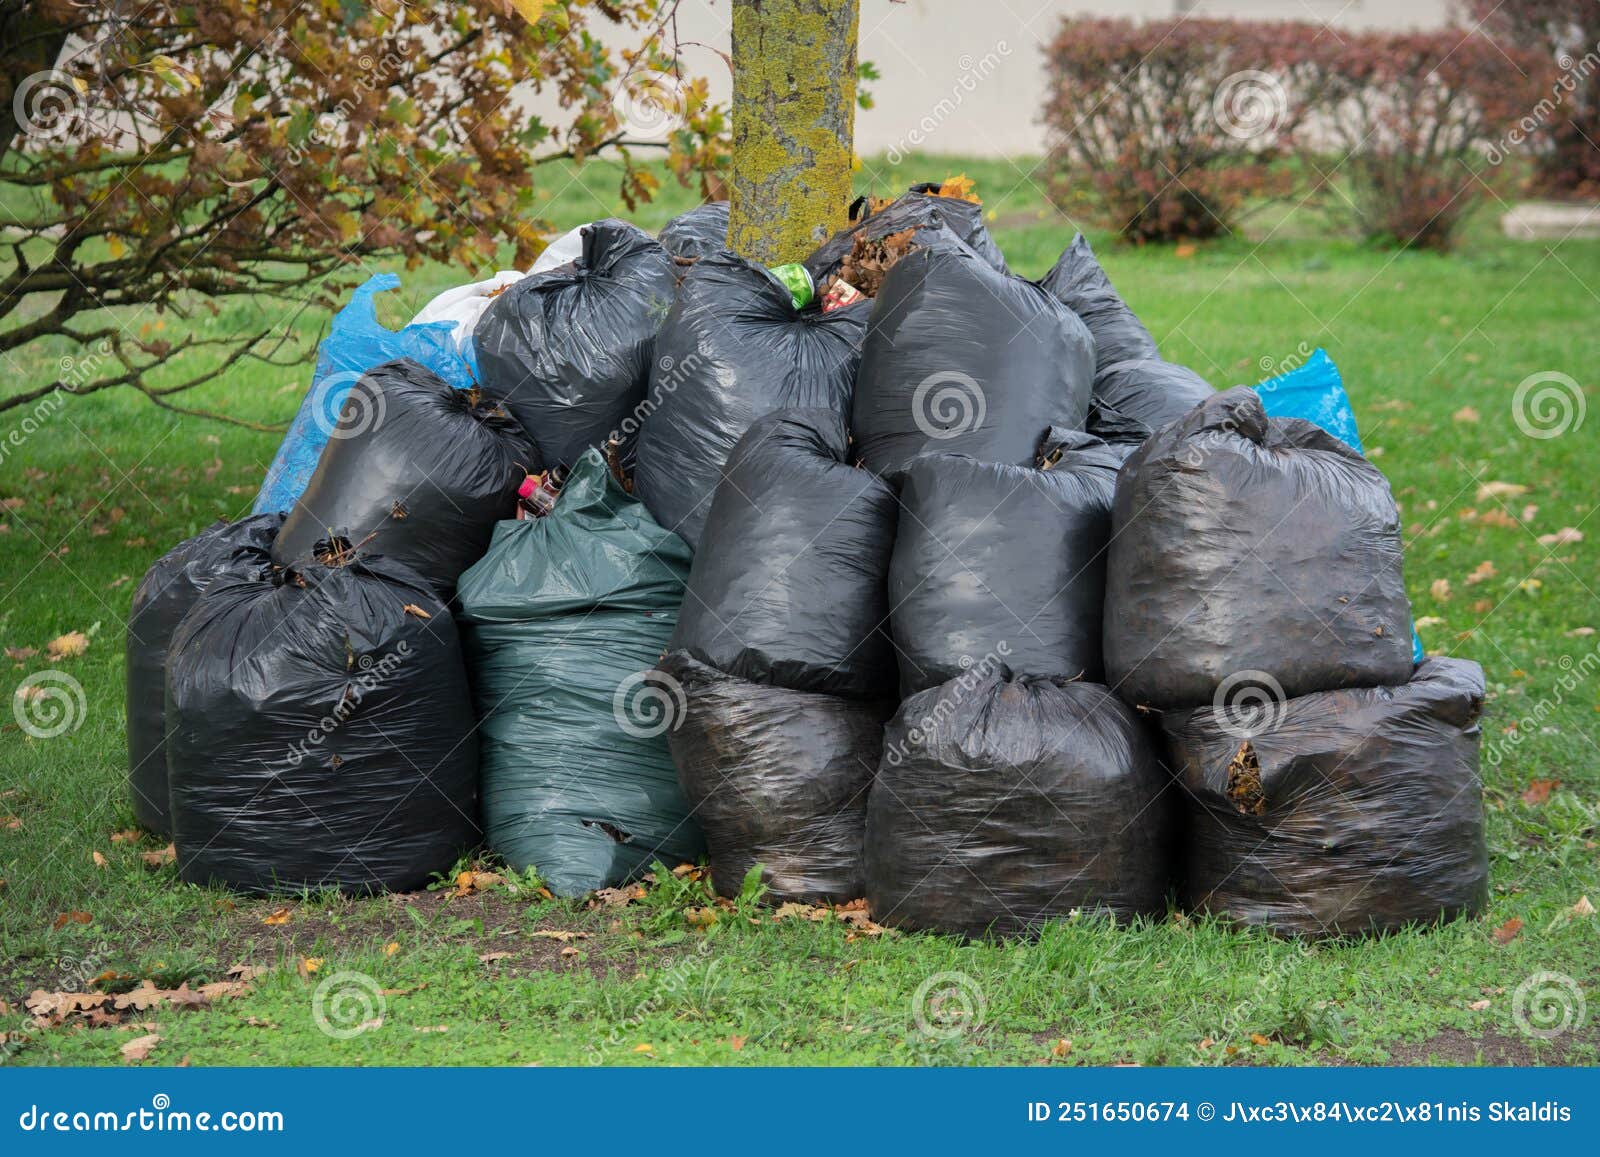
[253,274,476,515]
[1255,348,1424,664]
[1254,347,1363,453]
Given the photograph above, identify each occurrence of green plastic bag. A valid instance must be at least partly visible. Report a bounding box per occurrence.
[455,450,703,895]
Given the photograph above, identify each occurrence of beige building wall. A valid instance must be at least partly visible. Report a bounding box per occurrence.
[655,0,1457,157]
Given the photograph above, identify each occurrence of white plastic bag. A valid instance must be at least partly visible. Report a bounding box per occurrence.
[408,224,592,352]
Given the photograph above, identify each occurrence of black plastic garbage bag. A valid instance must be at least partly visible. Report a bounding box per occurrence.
[806,184,1008,286]
[888,429,1124,695]
[866,671,1174,938]
[1163,658,1488,938]
[633,252,869,548]
[126,514,283,835]
[473,219,676,469]
[1092,357,1214,436]
[272,359,533,596]
[852,244,1094,477]
[1105,388,1414,709]
[659,201,729,261]
[454,450,704,896]
[660,651,891,905]
[1039,233,1159,373]
[166,548,479,894]
[671,409,897,699]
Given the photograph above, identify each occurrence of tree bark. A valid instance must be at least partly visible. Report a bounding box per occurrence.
[726,0,859,265]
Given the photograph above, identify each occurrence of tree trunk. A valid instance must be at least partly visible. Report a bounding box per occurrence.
[726,0,859,266]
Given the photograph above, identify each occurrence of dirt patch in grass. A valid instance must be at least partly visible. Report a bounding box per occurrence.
[1377,1027,1600,1067]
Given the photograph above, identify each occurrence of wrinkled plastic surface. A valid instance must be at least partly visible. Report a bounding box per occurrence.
[1255,347,1362,453]
[866,672,1174,938]
[659,202,729,261]
[805,184,1008,285]
[454,451,704,896]
[889,430,1124,695]
[272,359,534,596]
[254,274,475,515]
[633,252,869,548]
[1105,388,1414,709]
[166,552,479,895]
[672,409,897,699]
[1163,658,1488,937]
[126,514,283,835]
[409,271,525,352]
[660,651,890,905]
[1092,357,1214,436]
[473,219,676,471]
[1038,233,1158,373]
[852,244,1095,477]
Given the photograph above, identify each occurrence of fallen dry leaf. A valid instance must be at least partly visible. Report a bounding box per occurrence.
[92,851,108,869]
[1250,1033,1272,1046]
[728,1034,747,1052]
[452,870,503,897]
[1452,406,1480,423]
[140,843,176,868]
[298,957,324,977]
[1570,896,1595,918]
[52,910,92,929]
[1465,560,1497,586]
[383,941,400,956]
[632,1042,654,1054]
[4,646,37,661]
[110,829,141,844]
[1537,527,1584,547]
[1051,1038,1073,1058]
[476,950,513,963]
[1521,779,1560,806]
[1476,481,1528,502]
[45,631,90,660]
[401,604,432,619]
[530,930,589,942]
[1429,578,1452,602]
[1492,916,1524,945]
[559,945,581,958]
[1468,999,1492,1011]
[262,907,292,926]
[121,1033,161,1062]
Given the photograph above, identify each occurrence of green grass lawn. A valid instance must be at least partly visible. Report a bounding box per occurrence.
[2,155,1597,1067]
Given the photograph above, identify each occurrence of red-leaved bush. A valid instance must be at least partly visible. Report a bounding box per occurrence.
[1313,29,1544,250]
[1042,18,1326,243]
[1042,17,1544,249]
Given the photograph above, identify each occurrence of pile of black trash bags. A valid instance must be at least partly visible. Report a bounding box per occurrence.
[128,192,1488,939]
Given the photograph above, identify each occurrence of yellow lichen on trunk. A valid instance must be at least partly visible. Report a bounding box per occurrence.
[727,0,860,266]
